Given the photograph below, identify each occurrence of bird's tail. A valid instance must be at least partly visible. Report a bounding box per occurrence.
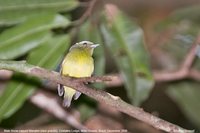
[62,86,81,107]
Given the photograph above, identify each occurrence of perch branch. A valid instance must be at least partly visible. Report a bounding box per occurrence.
[0,60,193,133]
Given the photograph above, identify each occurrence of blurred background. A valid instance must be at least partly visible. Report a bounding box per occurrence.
[0,0,200,133]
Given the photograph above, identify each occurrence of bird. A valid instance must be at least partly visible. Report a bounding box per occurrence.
[57,41,99,107]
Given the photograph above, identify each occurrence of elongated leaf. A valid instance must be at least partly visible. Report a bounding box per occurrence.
[0,35,71,121]
[78,20,105,89]
[0,0,79,25]
[168,82,200,130]
[0,13,70,59]
[101,12,154,105]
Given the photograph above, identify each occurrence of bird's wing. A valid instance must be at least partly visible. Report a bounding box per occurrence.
[57,67,64,96]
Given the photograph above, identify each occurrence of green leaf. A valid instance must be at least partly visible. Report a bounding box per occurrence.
[0,13,70,59]
[0,35,71,121]
[167,82,200,130]
[101,12,154,105]
[0,75,39,121]
[0,0,79,25]
[78,20,105,89]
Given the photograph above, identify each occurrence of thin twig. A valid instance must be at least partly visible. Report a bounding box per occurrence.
[72,0,97,26]
[182,41,198,70]
[74,75,112,83]
[0,60,193,133]
[154,35,200,82]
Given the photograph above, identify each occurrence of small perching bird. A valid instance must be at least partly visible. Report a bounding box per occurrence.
[58,41,99,107]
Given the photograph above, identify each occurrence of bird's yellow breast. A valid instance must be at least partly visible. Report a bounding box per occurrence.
[61,49,94,78]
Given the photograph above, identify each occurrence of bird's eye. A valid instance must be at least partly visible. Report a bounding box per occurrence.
[83,42,87,45]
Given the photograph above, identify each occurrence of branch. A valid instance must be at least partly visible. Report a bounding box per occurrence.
[154,36,200,82]
[72,0,97,26]
[153,68,200,82]
[94,37,200,84]
[181,41,198,70]
[30,90,87,130]
[0,70,12,80]
[0,60,193,133]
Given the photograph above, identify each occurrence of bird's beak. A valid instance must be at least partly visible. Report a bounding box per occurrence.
[90,44,100,48]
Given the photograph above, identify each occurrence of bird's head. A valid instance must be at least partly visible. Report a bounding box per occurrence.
[69,41,99,55]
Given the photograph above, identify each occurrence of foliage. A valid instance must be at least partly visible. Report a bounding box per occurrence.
[0,0,75,122]
[168,81,200,129]
[101,12,154,105]
[158,6,200,130]
[0,0,78,25]
[0,0,200,131]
